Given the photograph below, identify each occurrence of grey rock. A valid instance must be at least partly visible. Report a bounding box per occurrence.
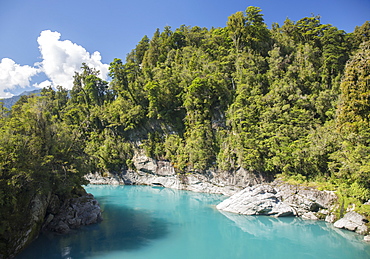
[216,180,339,220]
[44,194,102,234]
[54,221,70,234]
[216,185,295,217]
[364,235,370,242]
[87,152,370,238]
[29,194,49,223]
[86,153,269,197]
[85,172,125,185]
[334,211,368,235]
[301,212,319,220]
[91,153,269,197]
[273,181,337,216]
[47,194,60,214]
[9,193,50,258]
[325,214,336,223]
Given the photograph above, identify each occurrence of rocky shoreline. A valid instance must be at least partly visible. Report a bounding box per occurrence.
[42,193,102,235]
[86,152,370,242]
[4,191,102,259]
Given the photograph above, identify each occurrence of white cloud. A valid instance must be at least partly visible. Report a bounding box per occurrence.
[0,30,109,99]
[37,30,109,90]
[33,80,52,89]
[0,58,39,98]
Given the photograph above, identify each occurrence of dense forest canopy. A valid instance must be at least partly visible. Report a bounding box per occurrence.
[1,7,370,252]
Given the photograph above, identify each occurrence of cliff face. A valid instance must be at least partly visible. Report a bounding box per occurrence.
[2,193,50,259]
[86,152,273,196]
[1,191,102,259]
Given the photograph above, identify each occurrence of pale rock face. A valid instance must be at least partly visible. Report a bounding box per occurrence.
[301,212,319,220]
[10,194,50,258]
[333,211,368,235]
[85,172,125,185]
[272,181,337,216]
[325,214,337,223]
[216,181,337,218]
[216,185,295,217]
[86,154,271,196]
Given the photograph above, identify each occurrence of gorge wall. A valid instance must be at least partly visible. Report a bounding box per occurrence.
[86,152,273,196]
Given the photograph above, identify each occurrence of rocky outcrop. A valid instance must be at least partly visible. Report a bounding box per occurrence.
[216,181,337,219]
[43,193,103,234]
[2,191,102,259]
[272,181,337,218]
[86,172,125,185]
[216,184,295,217]
[333,211,368,235]
[86,152,272,196]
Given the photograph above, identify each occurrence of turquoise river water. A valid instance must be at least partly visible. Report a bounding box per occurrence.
[18,185,370,259]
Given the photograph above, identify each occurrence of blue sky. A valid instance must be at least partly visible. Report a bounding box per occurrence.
[0,0,369,98]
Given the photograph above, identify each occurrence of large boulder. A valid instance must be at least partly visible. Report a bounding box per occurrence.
[333,211,368,235]
[217,181,338,218]
[216,184,295,217]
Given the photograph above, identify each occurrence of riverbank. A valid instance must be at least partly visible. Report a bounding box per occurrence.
[1,190,102,259]
[85,152,370,241]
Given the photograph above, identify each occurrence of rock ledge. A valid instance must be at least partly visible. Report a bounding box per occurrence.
[333,211,368,235]
[43,193,103,234]
[216,181,337,219]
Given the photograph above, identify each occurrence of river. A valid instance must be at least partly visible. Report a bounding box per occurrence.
[18,185,370,258]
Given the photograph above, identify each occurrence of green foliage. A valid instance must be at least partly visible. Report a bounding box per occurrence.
[142,132,165,160]
[331,42,370,190]
[227,6,271,53]
[1,7,367,186]
[2,8,370,256]
[85,129,133,173]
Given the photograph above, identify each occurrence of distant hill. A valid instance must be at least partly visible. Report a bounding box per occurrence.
[0,89,42,110]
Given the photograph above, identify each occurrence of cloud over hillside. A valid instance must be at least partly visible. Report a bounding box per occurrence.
[0,58,39,98]
[0,30,108,99]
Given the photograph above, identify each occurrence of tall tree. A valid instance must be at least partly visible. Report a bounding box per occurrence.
[332,41,370,190]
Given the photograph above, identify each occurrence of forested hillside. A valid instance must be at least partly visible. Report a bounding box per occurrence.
[1,6,370,254]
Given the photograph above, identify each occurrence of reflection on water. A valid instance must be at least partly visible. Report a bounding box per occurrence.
[219,209,370,257]
[18,185,370,259]
[18,191,170,259]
